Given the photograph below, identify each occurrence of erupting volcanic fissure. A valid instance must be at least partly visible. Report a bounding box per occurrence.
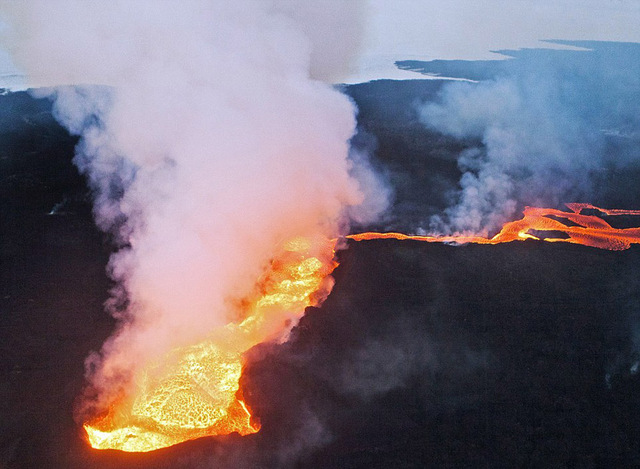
[83,204,640,452]
[84,237,338,452]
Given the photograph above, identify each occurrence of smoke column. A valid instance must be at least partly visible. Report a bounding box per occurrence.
[419,42,640,234]
[0,0,387,411]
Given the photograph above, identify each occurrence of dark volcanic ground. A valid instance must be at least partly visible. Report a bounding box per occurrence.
[2,82,640,468]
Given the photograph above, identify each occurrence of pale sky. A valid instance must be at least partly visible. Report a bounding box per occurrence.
[348,0,640,82]
[1,0,640,87]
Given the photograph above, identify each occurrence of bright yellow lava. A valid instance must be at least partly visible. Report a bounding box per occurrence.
[85,204,640,452]
[84,236,338,452]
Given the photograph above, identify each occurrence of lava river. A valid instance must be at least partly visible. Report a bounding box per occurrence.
[83,203,640,452]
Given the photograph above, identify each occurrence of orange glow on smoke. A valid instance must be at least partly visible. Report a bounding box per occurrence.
[84,204,640,452]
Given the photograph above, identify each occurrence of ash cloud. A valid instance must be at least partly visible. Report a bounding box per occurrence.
[416,41,640,234]
[0,0,387,424]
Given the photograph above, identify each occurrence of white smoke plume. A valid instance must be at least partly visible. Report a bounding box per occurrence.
[0,0,387,407]
[420,43,640,235]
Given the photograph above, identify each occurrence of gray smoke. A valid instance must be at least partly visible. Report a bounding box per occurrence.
[419,42,640,234]
[0,0,388,424]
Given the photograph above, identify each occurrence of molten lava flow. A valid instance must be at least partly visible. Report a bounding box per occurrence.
[84,204,640,452]
[348,204,640,251]
[84,236,338,452]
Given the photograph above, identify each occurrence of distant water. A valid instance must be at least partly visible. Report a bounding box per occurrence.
[396,40,640,81]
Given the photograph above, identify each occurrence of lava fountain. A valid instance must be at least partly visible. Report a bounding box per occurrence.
[83,203,640,452]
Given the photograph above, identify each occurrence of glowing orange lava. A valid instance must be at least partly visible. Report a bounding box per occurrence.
[348,204,640,251]
[84,236,337,452]
[84,204,640,452]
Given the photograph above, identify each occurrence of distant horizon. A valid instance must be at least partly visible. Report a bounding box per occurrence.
[3,39,639,92]
[345,0,640,82]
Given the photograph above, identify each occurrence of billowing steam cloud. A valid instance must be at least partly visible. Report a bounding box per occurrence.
[419,42,640,234]
[0,0,387,408]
